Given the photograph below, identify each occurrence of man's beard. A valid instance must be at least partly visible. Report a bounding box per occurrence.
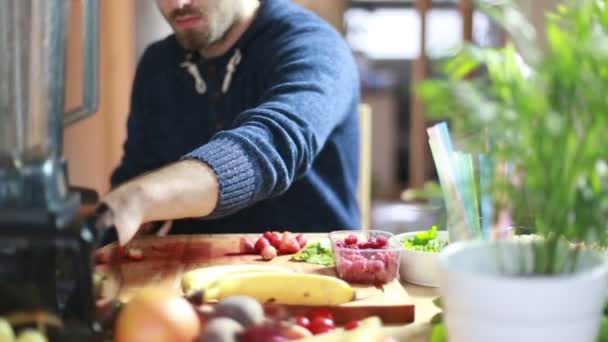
[169,5,211,51]
[175,28,212,51]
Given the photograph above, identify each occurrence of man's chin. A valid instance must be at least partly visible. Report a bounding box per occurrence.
[175,32,209,52]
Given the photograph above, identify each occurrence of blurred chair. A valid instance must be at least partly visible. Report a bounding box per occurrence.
[358,104,372,230]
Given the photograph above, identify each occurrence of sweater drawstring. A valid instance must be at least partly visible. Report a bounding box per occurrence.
[180,53,207,94]
[180,49,242,95]
[222,49,242,93]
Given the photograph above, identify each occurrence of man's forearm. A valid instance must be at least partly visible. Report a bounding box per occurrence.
[101,159,219,245]
[135,160,219,222]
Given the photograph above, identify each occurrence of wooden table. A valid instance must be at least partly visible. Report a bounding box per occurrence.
[96,234,438,340]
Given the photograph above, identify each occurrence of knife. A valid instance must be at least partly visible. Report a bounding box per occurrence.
[86,204,126,320]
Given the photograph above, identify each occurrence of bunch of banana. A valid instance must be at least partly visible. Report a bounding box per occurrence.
[181,265,355,306]
[181,264,292,295]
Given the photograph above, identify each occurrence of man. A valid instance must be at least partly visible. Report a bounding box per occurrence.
[102,0,360,246]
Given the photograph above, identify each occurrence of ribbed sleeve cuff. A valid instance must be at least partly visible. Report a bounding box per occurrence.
[182,137,256,218]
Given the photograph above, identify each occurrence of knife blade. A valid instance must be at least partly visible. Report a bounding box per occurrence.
[87,203,125,301]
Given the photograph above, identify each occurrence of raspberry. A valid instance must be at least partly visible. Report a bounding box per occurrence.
[369,260,384,273]
[345,234,358,246]
[376,236,388,248]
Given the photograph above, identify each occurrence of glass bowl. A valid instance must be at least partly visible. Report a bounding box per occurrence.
[328,230,403,284]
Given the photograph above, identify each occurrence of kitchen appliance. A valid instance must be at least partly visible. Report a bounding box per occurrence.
[0,0,103,338]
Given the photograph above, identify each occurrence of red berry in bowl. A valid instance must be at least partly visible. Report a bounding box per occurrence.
[345,234,358,246]
[369,260,384,273]
[335,240,345,248]
[350,259,368,274]
[358,242,371,249]
[376,235,388,248]
[367,237,377,248]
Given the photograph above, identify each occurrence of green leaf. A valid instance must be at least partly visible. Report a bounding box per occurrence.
[290,241,335,266]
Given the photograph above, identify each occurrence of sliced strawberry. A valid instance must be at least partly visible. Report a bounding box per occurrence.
[295,234,307,249]
[282,231,293,243]
[263,231,274,241]
[285,239,301,253]
[279,237,301,254]
[240,237,256,254]
[267,232,282,248]
[255,237,271,253]
[261,245,277,261]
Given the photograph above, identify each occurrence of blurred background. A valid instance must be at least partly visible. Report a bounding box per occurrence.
[62,0,559,234]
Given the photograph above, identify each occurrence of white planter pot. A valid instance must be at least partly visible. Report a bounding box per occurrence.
[438,240,608,342]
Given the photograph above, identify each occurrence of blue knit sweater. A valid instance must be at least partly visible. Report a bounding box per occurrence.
[111,0,361,234]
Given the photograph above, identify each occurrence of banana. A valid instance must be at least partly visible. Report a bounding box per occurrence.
[204,272,355,305]
[300,317,382,342]
[181,264,292,295]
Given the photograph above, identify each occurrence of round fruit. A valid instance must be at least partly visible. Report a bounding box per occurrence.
[15,329,47,342]
[308,317,335,335]
[114,286,200,342]
[345,234,358,245]
[200,317,244,342]
[213,296,265,328]
[309,308,334,322]
[293,315,310,329]
[344,320,361,330]
[376,236,388,248]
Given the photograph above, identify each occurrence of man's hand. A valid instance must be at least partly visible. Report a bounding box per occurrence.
[100,160,219,246]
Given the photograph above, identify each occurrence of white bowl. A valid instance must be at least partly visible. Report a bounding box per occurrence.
[393,230,449,287]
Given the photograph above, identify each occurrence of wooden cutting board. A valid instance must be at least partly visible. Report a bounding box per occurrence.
[95,234,415,324]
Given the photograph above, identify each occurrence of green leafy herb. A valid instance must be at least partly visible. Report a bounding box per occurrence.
[290,241,334,266]
[402,226,448,252]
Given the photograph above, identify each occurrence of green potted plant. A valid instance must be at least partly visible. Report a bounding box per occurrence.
[418,0,608,340]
